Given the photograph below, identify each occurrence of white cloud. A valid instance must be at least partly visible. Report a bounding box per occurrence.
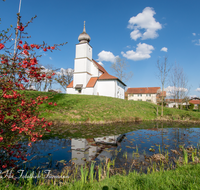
[195,39,200,46]
[164,86,188,97]
[126,45,131,48]
[98,62,104,67]
[161,47,168,52]
[56,68,73,76]
[190,95,197,98]
[121,43,154,61]
[127,7,162,40]
[97,50,118,63]
[49,57,52,60]
[192,33,196,36]
[195,88,200,92]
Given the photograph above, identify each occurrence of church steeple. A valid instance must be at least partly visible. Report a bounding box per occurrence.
[78,21,91,43]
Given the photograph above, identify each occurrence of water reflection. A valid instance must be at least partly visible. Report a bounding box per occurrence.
[21,126,200,172]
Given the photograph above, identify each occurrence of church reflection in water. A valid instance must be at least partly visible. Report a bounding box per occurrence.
[71,134,125,165]
[25,134,126,169]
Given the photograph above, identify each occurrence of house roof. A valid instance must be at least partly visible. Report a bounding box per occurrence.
[86,77,98,87]
[189,100,200,104]
[165,99,183,103]
[126,87,160,94]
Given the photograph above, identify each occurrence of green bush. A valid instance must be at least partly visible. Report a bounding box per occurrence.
[189,103,194,110]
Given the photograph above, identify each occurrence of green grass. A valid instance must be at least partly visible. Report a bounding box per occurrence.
[22,91,200,124]
[1,163,200,189]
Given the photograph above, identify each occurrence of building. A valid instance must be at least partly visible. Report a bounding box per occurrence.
[66,22,126,99]
[126,87,166,104]
[189,97,200,109]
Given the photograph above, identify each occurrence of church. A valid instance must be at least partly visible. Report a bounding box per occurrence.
[66,22,126,99]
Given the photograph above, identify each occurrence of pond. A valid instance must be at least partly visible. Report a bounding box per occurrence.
[15,121,200,177]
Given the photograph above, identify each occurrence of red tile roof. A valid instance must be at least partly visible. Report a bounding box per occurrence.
[67,81,73,88]
[189,100,200,104]
[67,60,126,89]
[98,73,118,80]
[165,99,183,103]
[86,77,98,87]
[126,87,160,94]
[92,59,107,73]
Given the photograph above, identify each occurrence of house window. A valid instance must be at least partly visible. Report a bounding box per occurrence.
[138,99,142,101]
[146,94,151,97]
[138,94,142,97]
[146,100,151,102]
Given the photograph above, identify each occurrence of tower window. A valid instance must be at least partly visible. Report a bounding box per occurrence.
[78,89,82,93]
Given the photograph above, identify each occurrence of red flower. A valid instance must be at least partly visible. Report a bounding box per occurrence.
[2,164,7,169]
[47,46,50,49]
[43,48,47,52]
[28,142,32,147]
[0,43,5,50]
[19,40,22,44]
[35,45,40,49]
[23,50,29,55]
[30,44,35,48]
[48,102,53,105]
[23,44,29,49]
[51,46,55,50]
[17,25,24,31]
[0,136,3,142]
[54,103,57,106]
[17,45,22,50]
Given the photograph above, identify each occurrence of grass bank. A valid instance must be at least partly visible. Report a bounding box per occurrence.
[23,91,200,124]
[1,163,200,189]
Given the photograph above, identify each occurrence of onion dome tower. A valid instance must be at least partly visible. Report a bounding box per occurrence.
[78,21,91,43]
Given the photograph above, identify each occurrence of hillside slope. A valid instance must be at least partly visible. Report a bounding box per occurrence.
[23,91,200,124]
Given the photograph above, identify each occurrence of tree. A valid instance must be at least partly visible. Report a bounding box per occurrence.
[169,63,190,109]
[156,56,171,117]
[54,68,73,91]
[0,13,66,171]
[110,57,133,83]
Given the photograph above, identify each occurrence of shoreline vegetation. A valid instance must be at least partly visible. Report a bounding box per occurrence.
[23,91,200,125]
[1,163,200,189]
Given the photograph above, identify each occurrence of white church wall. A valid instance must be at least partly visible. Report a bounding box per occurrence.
[116,81,125,99]
[91,63,99,76]
[76,43,92,60]
[82,88,93,95]
[93,82,98,95]
[74,73,91,88]
[66,88,77,94]
[74,58,92,74]
[97,80,116,98]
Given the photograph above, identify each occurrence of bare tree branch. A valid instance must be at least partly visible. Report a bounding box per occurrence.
[110,57,133,83]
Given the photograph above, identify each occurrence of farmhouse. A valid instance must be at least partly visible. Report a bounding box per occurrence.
[66,22,126,99]
[126,87,166,104]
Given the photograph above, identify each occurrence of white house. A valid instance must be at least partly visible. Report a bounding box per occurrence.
[66,22,126,99]
[126,87,166,104]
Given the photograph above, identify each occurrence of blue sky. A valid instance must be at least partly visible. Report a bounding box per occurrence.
[1,0,200,97]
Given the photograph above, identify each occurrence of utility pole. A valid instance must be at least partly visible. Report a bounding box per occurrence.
[14,0,22,56]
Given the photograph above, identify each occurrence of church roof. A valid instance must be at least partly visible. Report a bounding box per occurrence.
[67,60,126,88]
[67,81,73,88]
[86,77,98,87]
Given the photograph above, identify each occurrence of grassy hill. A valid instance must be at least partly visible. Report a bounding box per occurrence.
[22,91,200,124]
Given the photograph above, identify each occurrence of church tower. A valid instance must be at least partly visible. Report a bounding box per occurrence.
[73,21,93,93]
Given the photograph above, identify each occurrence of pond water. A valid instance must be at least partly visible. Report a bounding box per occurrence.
[19,122,200,175]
